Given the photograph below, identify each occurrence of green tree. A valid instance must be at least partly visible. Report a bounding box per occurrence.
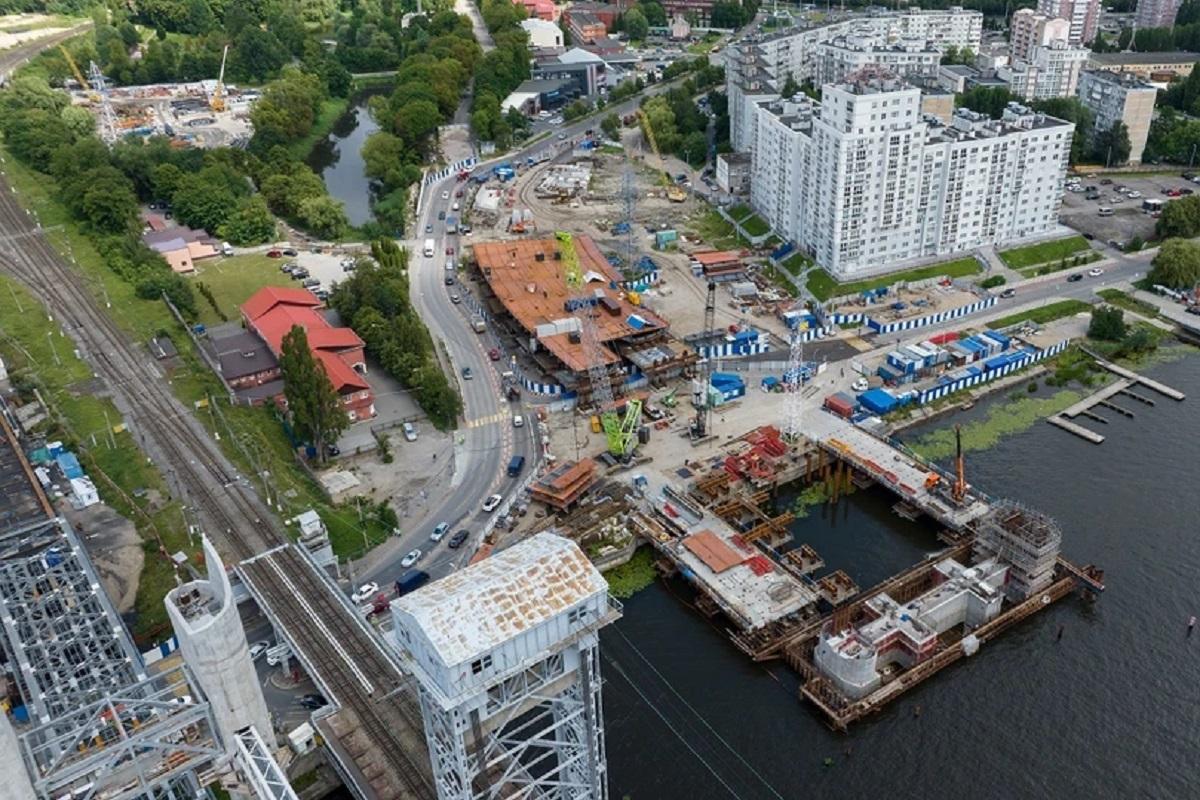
[600,112,621,140]
[218,196,277,245]
[171,173,238,233]
[1149,238,1200,288]
[260,168,326,217]
[638,1,666,26]
[1093,120,1132,166]
[1156,194,1200,238]
[280,326,348,463]
[231,27,290,82]
[680,130,708,165]
[623,7,649,40]
[956,85,1016,119]
[151,162,185,201]
[60,105,96,139]
[393,99,443,150]
[1088,306,1127,341]
[562,98,591,121]
[780,72,800,99]
[249,68,325,149]
[297,195,349,239]
[80,167,140,234]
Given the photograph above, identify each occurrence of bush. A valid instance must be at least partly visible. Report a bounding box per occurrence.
[981,274,1007,289]
[1088,305,1127,341]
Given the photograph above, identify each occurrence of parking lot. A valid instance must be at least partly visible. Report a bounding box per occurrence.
[1059,171,1197,247]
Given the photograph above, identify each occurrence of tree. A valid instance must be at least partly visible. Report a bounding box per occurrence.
[250,68,325,149]
[392,99,443,149]
[638,1,666,26]
[600,112,621,140]
[1088,306,1127,341]
[1093,120,1132,166]
[219,196,277,244]
[171,173,238,233]
[623,7,649,40]
[1149,238,1200,288]
[297,195,349,239]
[956,85,1016,119]
[280,326,348,464]
[562,98,591,121]
[780,73,800,99]
[680,130,708,165]
[80,167,140,234]
[231,27,290,82]
[1156,194,1200,239]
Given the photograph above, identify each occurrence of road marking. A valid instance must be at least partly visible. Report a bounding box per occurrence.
[466,412,506,429]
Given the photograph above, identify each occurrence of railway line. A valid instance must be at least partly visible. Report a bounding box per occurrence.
[0,173,435,799]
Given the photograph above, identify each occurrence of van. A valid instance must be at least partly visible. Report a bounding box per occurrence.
[395,570,430,596]
[1098,207,1114,216]
[507,454,526,476]
[221,241,233,256]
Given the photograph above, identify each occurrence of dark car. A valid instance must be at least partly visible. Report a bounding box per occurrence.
[1067,273,1084,282]
[1099,178,1112,185]
[1082,233,1095,240]
[448,529,469,549]
[438,210,446,220]
[282,248,298,256]
[999,288,1016,298]
[462,366,473,380]
[266,249,282,258]
[297,694,328,710]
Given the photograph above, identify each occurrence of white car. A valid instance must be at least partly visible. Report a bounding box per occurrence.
[402,422,417,442]
[482,494,503,512]
[1129,190,1143,199]
[401,549,423,568]
[1088,267,1104,277]
[441,190,449,199]
[851,377,869,392]
[512,414,524,428]
[430,522,449,542]
[351,582,380,603]
[249,640,271,661]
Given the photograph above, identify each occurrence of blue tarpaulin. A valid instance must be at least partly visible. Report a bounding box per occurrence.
[56,451,83,480]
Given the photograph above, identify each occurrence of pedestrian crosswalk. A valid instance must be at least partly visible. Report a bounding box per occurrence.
[466,412,507,429]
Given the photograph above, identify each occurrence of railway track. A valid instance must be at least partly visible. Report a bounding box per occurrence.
[0,175,434,799]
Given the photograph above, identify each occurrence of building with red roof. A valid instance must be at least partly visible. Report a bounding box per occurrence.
[240,287,375,422]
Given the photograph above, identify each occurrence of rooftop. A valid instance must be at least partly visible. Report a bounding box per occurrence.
[1089,50,1200,64]
[393,532,608,667]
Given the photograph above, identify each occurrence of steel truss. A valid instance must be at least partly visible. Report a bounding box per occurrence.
[19,664,224,800]
[234,726,300,800]
[419,640,609,800]
[0,517,146,724]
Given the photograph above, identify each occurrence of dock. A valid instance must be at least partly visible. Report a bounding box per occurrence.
[1080,347,1186,400]
[1048,415,1105,443]
[1049,351,1186,443]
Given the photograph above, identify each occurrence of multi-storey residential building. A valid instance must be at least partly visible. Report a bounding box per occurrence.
[749,78,1074,279]
[1010,8,1071,61]
[727,7,983,151]
[813,35,941,86]
[1037,0,1099,44]
[1135,0,1182,29]
[1000,40,1090,100]
[1077,69,1158,163]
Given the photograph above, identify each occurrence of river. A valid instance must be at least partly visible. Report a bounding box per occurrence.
[601,351,1200,800]
[306,93,383,227]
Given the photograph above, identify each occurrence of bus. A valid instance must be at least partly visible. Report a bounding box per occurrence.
[423,238,435,257]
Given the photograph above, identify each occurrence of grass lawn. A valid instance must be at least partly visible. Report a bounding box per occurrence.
[689,209,743,250]
[1017,250,1100,277]
[999,236,1091,269]
[286,97,350,160]
[193,254,292,326]
[782,252,809,276]
[727,203,753,222]
[988,299,1091,330]
[1097,288,1160,317]
[762,264,799,296]
[806,256,981,301]
[686,33,721,55]
[740,214,770,237]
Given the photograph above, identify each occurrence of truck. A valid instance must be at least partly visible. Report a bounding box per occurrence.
[423,238,435,257]
[446,216,457,235]
[471,315,486,333]
[395,570,430,597]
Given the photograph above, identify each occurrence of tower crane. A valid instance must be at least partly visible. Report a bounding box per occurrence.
[58,45,97,101]
[210,44,229,113]
[557,231,642,458]
[636,108,687,203]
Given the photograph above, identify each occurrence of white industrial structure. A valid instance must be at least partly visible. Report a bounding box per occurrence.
[165,535,275,748]
[748,77,1074,278]
[392,532,621,800]
[813,557,1009,698]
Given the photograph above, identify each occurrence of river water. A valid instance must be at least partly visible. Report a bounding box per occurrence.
[306,95,381,227]
[602,352,1200,800]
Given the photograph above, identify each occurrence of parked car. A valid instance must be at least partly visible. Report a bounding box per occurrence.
[426,223,433,233]
[297,694,328,710]
[301,277,320,288]
[462,366,474,380]
[512,414,524,428]
[446,246,454,255]
[851,377,869,392]
[401,549,423,568]
[448,529,469,549]
[249,640,270,661]
[282,248,298,256]
[430,522,450,542]
[450,293,461,304]
[281,262,295,273]
[488,347,501,361]
[402,422,417,441]
[351,582,380,603]
[441,190,450,199]
[267,249,282,258]
[1088,267,1105,277]
[438,210,446,220]
[482,494,503,512]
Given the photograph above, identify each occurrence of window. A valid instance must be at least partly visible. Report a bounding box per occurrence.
[471,655,493,675]
[568,607,589,625]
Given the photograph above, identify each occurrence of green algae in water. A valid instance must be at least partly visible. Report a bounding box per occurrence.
[908,389,1084,460]
[603,547,658,599]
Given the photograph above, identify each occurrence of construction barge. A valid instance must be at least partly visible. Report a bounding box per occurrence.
[628,421,1105,731]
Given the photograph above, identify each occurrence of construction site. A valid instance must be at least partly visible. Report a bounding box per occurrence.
[62,45,253,147]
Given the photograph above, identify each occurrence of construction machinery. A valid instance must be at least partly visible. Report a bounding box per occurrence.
[58,45,97,101]
[952,424,968,504]
[637,109,687,203]
[557,231,642,458]
[210,44,229,113]
[691,280,717,439]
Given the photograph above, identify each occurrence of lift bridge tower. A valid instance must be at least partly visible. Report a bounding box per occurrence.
[392,533,621,800]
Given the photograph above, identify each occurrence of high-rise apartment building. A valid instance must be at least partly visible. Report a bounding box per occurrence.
[1077,69,1158,163]
[1135,0,1182,29]
[1037,0,1099,44]
[813,35,942,87]
[1010,8,1072,60]
[749,78,1074,278]
[1001,40,1091,99]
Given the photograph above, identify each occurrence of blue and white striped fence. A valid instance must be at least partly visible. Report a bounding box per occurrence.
[794,327,830,343]
[520,373,571,396]
[696,340,772,358]
[424,157,478,185]
[141,635,179,667]
[829,312,864,326]
[622,271,660,292]
[914,339,1069,404]
[866,297,996,335]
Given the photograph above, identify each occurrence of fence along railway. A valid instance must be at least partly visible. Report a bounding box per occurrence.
[0,171,436,799]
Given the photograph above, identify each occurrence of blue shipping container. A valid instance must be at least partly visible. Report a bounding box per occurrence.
[859,388,899,415]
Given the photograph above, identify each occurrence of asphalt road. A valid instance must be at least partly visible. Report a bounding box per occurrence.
[0,22,91,85]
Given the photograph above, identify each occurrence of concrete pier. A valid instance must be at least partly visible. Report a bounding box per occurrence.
[1081,348,1186,400]
[1048,415,1105,443]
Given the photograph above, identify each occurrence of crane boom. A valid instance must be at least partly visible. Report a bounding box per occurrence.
[58,45,95,100]
[637,109,686,203]
[211,44,229,113]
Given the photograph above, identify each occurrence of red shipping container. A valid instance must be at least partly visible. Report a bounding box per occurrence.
[928,331,959,345]
[824,393,855,419]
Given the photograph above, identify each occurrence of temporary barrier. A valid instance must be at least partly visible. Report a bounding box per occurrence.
[914,340,1068,404]
[865,297,997,335]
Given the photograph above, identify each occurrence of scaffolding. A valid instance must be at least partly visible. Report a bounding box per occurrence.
[973,500,1063,601]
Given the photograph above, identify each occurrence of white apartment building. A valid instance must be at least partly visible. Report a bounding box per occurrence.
[1078,69,1158,163]
[750,79,1074,278]
[727,7,983,150]
[1010,8,1072,61]
[1037,0,1099,44]
[1135,0,1182,29]
[814,35,942,87]
[1000,40,1091,100]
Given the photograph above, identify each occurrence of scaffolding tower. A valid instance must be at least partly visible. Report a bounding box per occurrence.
[973,500,1063,601]
[783,327,806,441]
[393,533,621,800]
[88,60,118,145]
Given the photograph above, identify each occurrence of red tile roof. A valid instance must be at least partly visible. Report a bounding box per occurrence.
[307,327,365,351]
[316,351,369,392]
[242,286,322,323]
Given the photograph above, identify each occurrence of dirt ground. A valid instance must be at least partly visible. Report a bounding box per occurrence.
[829,283,981,321]
[64,501,144,613]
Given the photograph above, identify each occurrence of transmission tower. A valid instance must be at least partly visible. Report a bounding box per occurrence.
[88,61,118,145]
[782,327,805,441]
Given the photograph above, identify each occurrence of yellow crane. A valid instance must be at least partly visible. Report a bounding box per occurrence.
[58,45,97,102]
[210,44,229,113]
[637,108,686,203]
